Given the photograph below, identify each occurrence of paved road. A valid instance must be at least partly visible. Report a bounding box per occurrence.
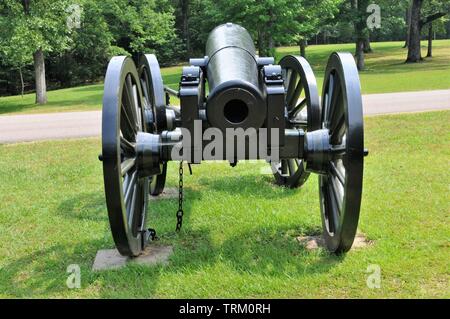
[0,89,449,144]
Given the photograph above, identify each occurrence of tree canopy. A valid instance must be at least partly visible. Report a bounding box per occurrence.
[0,0,449,98]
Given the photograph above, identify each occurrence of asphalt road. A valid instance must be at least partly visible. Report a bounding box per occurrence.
[0,89,449,144]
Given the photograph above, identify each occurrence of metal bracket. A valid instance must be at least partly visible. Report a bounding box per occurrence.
[263,65,285,148]
[180,66,204,163]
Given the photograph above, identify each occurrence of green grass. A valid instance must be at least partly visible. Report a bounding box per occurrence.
[1,40,449,115]
[0,111,448,298]
[0,84,104,115]
[277,40,450,94]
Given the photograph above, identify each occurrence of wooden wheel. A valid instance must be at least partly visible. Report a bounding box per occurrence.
[272,55,320,188]
[319,52,365,253]
[138,54,167,196]
[102,56,152,257]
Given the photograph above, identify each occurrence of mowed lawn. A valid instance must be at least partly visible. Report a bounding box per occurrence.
[0,40,449,115]
[0,111,448,298]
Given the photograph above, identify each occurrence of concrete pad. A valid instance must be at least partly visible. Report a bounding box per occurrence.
[92,245,173,271]
[149,187,178,200]
[296,233,372,251]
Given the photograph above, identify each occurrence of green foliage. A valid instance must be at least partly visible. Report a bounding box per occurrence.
[0,0,449,96]
[198,0,341,56]
[0,0,71,70]
[98,0,180,61]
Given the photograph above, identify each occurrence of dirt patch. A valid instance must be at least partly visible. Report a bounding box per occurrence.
[296,233,372,251]
[149,187,178,200]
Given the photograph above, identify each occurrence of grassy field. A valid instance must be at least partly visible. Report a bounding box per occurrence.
[0,111,448,298]
[0,40,449,115]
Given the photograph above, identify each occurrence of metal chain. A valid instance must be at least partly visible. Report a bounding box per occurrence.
[176,161,184,232]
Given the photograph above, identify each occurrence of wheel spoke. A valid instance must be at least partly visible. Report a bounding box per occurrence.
[330,143,346,154]
[124,171,137,205]
[288,98,307,118]
[330,112,345,144]
[121,158,136,176]
[324,74,334,124]
[287,159,296,176]
[128,182,138,227]
[285,69,292,89]
[329,94,344,131]
[132,83,142,129]
[124,75,138,126]
[120,136,136,156]
[281,160,288,175]
[286,71,298,110]
[327,181,341,233]
[288,80,303,108]
[121,102,137,139]
[329,161,345,185]
[327,76,342,125]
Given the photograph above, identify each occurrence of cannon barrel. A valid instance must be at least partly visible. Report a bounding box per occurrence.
[205,23,265,131]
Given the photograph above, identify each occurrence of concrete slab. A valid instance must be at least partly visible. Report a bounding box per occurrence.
[149,187,178,200]
[296,233,372,251]
[92,245,173,271]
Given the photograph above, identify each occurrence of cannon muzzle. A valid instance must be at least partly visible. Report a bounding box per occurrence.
[205,23,265,131]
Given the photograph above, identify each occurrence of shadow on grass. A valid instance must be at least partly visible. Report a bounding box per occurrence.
[1,176,340,297]
[197,174,307,199]
[57,192,106,222]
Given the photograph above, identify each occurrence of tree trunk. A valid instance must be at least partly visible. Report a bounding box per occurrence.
[19,67,24,97]
[268,35,274,55]
[403,3,412,48]
[181,0,190,57]
[363,36,372,53]
[406,0,423,63]
[352,0,366,70]
[426,22,432,57]
[356,38,365,71]
[33,49,47,104]
[257,31,267,56]
[300,39,307,57]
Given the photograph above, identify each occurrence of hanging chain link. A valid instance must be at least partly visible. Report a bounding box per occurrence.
[176,161,184,232]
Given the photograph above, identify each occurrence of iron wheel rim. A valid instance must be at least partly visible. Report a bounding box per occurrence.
[319,52,364,253]
[102,56,149,257]
[271,55,320,188]
[138,54,167,132]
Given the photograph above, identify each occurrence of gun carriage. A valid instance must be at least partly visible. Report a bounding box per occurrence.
[100,23,367,257]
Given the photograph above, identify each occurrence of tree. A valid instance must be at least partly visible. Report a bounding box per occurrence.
[49,0,113,88]
[0,0,73,104]
[423,1,449,58]
[0,22,33,96]
[403,1,412,48]
[338,0,370,70]
[180,0,191,57]
[99,0,179,65]
[294,0,342,58]
[406,0,449,63]
[203,0,302,57]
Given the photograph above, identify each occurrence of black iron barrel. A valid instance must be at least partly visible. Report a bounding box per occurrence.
[205,23,265,130]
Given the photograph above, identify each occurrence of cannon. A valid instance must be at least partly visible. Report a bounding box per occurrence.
[100,23,367,257]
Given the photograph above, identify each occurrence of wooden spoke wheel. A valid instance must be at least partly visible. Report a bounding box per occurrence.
[272,55,321,188]
[102,56,150,257]
[150,161,167,196]
[139,54,167,133]
[319,52,365,253]
[138,54,167,196]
